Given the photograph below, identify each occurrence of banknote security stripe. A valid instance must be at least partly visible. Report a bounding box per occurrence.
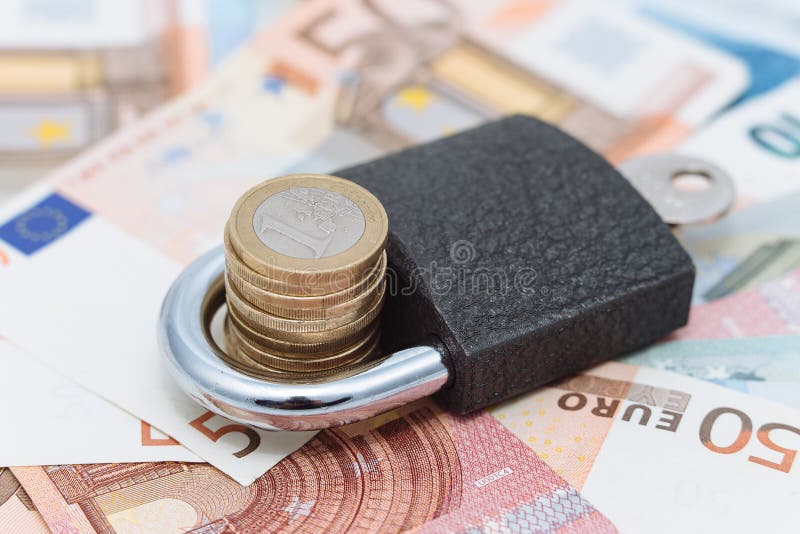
[0,193,91,255]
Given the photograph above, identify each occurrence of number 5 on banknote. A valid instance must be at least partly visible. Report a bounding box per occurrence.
[189,411,262,458]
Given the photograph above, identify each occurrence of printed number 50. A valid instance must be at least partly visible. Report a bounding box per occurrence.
[190,411,261,458]
[699,407,800,473]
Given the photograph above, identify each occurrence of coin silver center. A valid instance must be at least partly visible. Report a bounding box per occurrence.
[252,187,366,259]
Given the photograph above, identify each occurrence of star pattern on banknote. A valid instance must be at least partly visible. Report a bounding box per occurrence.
[396,85,435,112]
[31,119,70,147]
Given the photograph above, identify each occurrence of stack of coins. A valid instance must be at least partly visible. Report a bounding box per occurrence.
[222,174,388,378]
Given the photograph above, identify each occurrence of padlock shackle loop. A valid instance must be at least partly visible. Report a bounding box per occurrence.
[158,246,449,431]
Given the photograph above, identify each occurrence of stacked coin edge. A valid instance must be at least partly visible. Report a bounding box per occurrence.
[221,174,389,378]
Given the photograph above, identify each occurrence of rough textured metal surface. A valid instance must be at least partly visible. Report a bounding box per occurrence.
[336,115,695,413]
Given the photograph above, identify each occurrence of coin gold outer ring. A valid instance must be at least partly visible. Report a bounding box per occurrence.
[225,263,386,328]
[224,230,379,297]
[223,316,376,380]
[210,312,286,380]
[229,316,381,361]
[230,327,380,373]
[222,318,278,372]
[228,287,385,342]
[226,275,385,327]
[227,174,389,293]
[227,299,380,352]
[225,280,384,335]
[226,252,387,318]
[228,305,374,355]
[226,317,381,372]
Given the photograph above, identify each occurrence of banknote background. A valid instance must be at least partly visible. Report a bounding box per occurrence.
[0,0,799,533]
[0,0,296,201]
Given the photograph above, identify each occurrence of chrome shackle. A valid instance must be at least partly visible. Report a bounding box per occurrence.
[158,246,449,431]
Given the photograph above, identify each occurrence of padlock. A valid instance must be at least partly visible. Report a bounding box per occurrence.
[160,115,724,431]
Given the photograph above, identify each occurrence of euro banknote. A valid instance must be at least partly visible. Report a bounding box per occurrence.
[667,77,800,304]
[0,340,199,466]
[679,77,800,203]
[0,468,48,534]
[623,336,800,408]
[11,401,616,533]
[0,0,294,56]
[676,190,800,304]
[0,1,201,166]
[0,0,747,482]
[631,0,800,102]
[491,361,800,533]
[674,268,800,340]
[0,0,297,201]
[0,0,160,49]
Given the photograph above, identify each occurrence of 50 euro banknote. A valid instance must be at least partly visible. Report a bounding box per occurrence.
[491,360,800,533]
[0,0,746,482]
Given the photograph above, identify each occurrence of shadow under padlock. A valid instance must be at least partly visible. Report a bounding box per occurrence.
[159,114,734,430]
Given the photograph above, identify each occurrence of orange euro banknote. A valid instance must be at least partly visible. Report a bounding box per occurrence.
[0,468,49,533]
[12,401,615,533]
[491,361,800,532]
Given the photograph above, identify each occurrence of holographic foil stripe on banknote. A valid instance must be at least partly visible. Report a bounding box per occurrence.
[424,487,610,534]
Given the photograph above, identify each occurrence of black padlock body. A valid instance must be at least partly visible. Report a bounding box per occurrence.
[335,115,694,413]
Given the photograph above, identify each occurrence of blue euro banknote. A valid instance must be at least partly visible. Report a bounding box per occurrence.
[622,336,800,408]
[633,0,800,104]
[677,192,800,304]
